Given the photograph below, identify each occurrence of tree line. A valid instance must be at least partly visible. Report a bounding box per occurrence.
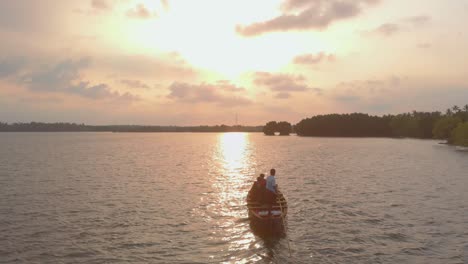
[0,122,263,133]
[264,104,468,147]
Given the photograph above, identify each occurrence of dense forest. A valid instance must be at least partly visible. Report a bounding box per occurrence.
[266,105,468,147]
[0,123,263,133]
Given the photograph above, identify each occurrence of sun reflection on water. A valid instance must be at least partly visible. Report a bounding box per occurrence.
[214,132,253,209]
[211,133,260,260]
[218,133,250,174]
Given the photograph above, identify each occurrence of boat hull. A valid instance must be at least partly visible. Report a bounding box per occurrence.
[246,190,288,222]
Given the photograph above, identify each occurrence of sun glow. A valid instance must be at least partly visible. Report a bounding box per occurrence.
[118,0,329,78]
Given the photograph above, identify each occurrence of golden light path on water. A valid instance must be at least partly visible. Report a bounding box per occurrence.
[212,133,261,262]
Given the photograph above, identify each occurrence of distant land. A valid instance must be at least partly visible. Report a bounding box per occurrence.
[1,105,467,147]
[0,122,263,133]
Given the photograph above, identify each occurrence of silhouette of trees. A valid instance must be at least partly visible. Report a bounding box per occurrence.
[262,121,292,135]
[0,122,263,133]
[3,104,468,146]
[446,109,453,116]
[263,121,277,135]
[295,110,450,139]
[276,122,292,135]
[389,111,441,138]
[295,113,393,137]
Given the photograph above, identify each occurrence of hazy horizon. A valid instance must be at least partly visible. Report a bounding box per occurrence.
[1,0,467,125]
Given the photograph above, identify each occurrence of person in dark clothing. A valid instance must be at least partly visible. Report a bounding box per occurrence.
[249,173,266,202]
[257,173,266,187]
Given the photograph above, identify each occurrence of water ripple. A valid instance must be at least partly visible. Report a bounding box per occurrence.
[0,133,467,263]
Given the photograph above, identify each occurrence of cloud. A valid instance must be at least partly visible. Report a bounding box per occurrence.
[404,15,431,27]
[167,81,252,106]
[417,42,431,49]
[253,72,322,93]
[214,80,246,92]
[91,0,110,10]
[98,53,197,81]
[127,4,157,19]
[365,15,431,37]
[161,0,169,11]
[0,57,27,78]
[253,72,322,100]
[120,79,150,89]
[0,1,70,32]
[237,0,381,36]
[275,92,291,99]
[324,76,468,114]
[372,23,401,36]
[293,52,335,65]
[18,58,139,101]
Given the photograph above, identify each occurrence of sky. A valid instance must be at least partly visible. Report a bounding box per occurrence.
[0,0,467,125]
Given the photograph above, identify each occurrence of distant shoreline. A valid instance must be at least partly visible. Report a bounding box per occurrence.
[0,122,263,133]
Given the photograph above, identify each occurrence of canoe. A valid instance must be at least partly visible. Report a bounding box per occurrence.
[246,189,288,222]
[455,146,468,152]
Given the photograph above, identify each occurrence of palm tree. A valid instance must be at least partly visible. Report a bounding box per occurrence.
[452,105,461,113]
[464,104,468,113]
[446,108,453,116]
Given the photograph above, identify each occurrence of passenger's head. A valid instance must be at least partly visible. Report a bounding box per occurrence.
[259,173,265,178]
[270,168,276,176]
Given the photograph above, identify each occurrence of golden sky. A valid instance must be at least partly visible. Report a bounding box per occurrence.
[0,0,467,125]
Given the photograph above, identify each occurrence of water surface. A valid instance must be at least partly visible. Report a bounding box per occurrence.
[0,133,467,263]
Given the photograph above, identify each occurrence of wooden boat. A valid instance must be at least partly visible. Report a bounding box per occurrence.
[455,146,468,152]
[246,188,288,222]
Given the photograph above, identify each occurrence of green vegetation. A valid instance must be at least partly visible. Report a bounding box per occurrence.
[432,116,462,141]
[294,113,393,137]
[389,112,441,138]
[451,122,468,147]
[279,104,468,146]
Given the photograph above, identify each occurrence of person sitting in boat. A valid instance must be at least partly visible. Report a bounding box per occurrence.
[265,168,278,204]
[249,173,266,202]
[257,173,266,188]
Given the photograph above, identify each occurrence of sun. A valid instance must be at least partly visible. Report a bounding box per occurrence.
[118,0,327,78]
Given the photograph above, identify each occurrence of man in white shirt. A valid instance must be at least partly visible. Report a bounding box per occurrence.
[266,168,277,194]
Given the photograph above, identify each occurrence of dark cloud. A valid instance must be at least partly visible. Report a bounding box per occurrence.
[127,4,157,19]
[120,79,150,89]
[237,0,381,36]
[18,58,139,101]
[253,72,322,94]
[293,52,335,65]
[167,81,252,106]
